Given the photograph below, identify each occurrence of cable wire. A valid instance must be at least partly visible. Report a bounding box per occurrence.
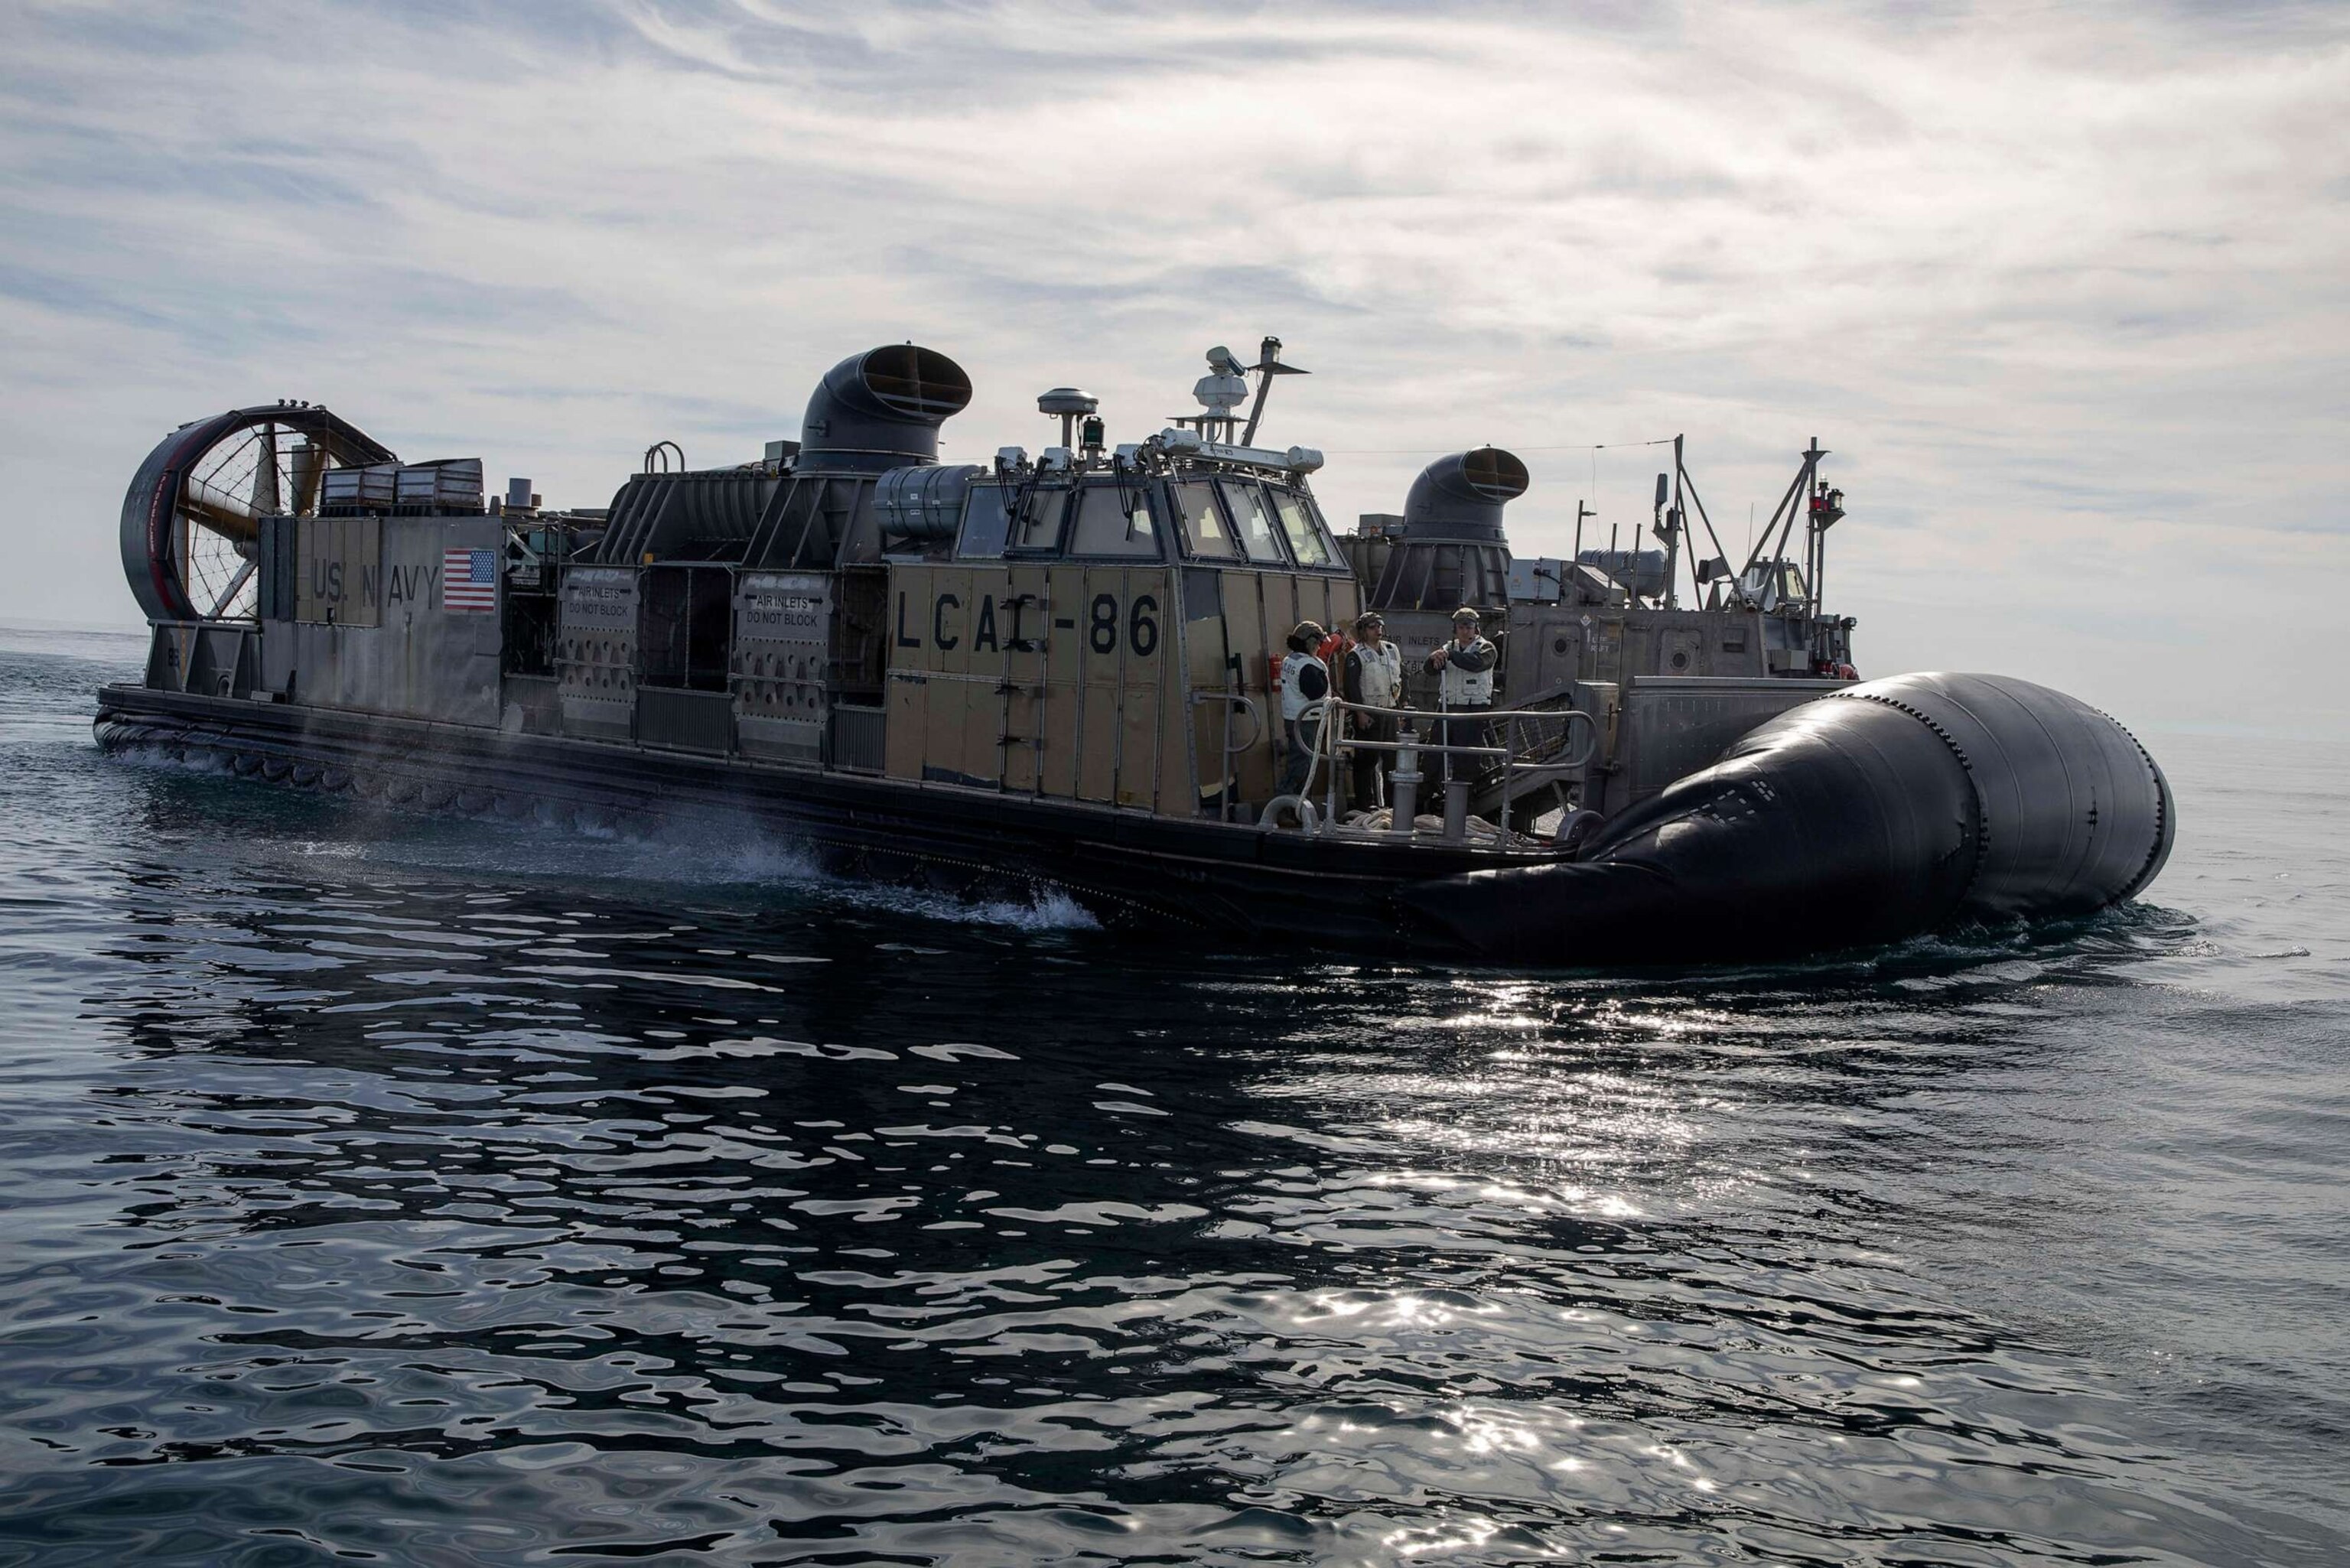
[1317,437,1678,455]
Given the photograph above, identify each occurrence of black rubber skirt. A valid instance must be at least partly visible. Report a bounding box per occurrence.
[1412,672,2175,964]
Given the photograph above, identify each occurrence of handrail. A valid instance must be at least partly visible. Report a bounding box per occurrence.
[1190,688,1264,753]
[1193,685,1596,843]
[1311,693,1602,729]
[1297,694,1599,844]
[1190,688,1266,822]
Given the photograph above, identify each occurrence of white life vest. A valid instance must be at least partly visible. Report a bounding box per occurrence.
[1438,638,1496,706]
[1353,639,1404,709]
[1279,649,1328,721]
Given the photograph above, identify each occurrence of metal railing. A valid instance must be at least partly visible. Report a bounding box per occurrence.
[1189,686,1266,824]
[1281,694,1599,845]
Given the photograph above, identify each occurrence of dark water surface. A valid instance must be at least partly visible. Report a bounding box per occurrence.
[2,624,2345,1566]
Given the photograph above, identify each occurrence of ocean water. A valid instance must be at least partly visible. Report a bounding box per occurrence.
[1,621,2344,1566]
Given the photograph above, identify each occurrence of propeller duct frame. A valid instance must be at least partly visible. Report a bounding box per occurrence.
[119,405,395,623]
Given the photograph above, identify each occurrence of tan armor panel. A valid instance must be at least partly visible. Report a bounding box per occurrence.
[998,562,1050,793]
[1214,571,1278,802]
[884,561,1177,807]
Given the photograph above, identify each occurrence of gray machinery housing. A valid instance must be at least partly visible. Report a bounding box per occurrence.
[1347,441,1859,821]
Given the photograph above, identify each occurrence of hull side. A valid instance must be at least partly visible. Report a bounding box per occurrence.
[94,669,2176,968]
[93,685,1513,957]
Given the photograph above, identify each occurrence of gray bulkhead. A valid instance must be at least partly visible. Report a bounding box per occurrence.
[243,507,506,725]
[1352,446,1860,818]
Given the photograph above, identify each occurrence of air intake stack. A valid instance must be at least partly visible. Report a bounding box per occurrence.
[1369,447,1529,612]
[597,343,975,566]
[799,343,973,473]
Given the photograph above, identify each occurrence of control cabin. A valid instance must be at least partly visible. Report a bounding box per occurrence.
[880,454,1356,814]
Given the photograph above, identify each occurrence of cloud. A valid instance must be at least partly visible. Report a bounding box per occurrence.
[0,0,2344,734]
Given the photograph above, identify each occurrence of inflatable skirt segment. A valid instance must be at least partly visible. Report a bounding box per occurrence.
[1415,672,2175,964]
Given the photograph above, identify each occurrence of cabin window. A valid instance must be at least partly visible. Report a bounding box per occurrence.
[1216,480,1289,564]
[1269,488,1333,568]
[1010,486,1069,552]
[958,484,1011,559]
[1300,491,1345,563]
[1069,483,1162,558]
[1168,480,1236,560]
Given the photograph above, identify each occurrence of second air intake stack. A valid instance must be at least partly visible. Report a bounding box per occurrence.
[1369,447,1529,612]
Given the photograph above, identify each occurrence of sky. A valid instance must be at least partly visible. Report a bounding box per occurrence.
[2,0,2343,737]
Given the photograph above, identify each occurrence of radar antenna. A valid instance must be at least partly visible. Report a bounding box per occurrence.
[1189,346,1248,444]
[1170,337,1310,447]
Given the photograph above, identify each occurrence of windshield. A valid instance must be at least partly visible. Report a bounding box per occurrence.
[1011,486,1068,551]
[958,485,1011,558]
[1216,480,1288,564]
[1068,483,1161,558]
[1168,481,1236,560]
[1269,488,1333,568]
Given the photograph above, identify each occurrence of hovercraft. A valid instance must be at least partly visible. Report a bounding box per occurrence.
[93,337,2173,961]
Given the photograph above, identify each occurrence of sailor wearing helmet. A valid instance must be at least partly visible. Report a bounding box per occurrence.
[1278,620,1331,798]
[1425,606,1497,782]
[1342,611,1404,812]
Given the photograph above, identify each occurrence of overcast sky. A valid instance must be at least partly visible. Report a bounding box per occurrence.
[2,0,2343,735]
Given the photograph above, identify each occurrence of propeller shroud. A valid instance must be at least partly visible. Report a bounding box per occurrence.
[119,405,395,623]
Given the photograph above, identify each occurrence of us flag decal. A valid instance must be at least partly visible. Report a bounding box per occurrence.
[442,547,496,613]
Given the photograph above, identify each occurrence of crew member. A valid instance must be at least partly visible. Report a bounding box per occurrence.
[1424,606,1496,782]
[1278,620,1330,799]
[1343,611,1404,813]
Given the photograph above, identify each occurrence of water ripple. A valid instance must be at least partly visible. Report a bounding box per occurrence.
[2,629,2346,1565]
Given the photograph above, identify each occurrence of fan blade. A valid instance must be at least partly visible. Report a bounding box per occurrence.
[251,423,281,515]
[182,475,260,542]
[290,439,325,514]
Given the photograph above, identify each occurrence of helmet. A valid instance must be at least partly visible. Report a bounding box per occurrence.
[1291,620,1326,644]
[1352,611,1385,634]
[1451,606,1482,623]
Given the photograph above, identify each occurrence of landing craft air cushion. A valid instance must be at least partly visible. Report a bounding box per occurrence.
[95,340,2174,962]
